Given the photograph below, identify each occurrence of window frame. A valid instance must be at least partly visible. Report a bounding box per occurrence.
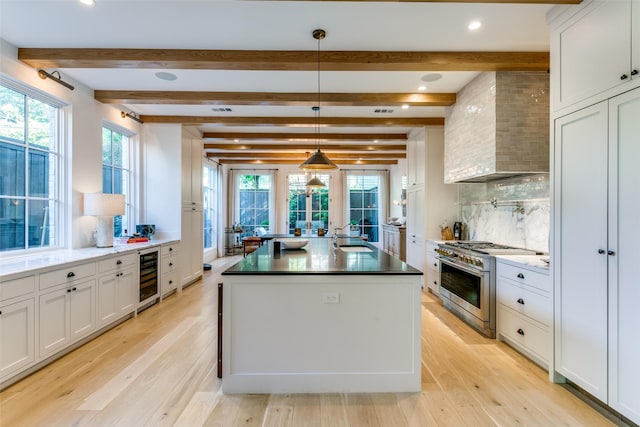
[203,160,219,252]
[232,171,276,235]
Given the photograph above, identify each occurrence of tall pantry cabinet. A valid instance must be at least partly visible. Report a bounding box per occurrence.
[550,1,640,423]
[181,135,204,286]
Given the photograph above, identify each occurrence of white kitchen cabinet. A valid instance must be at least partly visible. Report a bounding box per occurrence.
[405,187,425,273]
[97,253,137,329]
[161,242,180,297]
[0,298,35,381]
[550,0,640,113]
[425,240,440,295]
[182,136,204,206]
[39,278,96,358]
[553,87,640,423]
[181,206,203,287]
[381,225,405,261]
[406,131,425,188]
[497,259,551,368]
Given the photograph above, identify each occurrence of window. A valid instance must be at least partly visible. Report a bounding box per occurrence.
[0,82,61,253]
[235,173,273,235]
[287,174,329,234]
[102,126,131,237]
[203,163,219,250]
[345,173,388,243]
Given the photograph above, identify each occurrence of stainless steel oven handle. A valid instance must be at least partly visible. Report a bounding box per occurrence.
[438,257,484,277]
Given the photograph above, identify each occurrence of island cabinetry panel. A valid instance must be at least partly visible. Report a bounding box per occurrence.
[381,225,405,261]
[0,297,35,381]
[553,87,640,423]
[496,259,550,368]
[551,0,640,114]
[97,253,137,329]
[39,277,96,359]
[425,240,440,295]
[161,242,180,297]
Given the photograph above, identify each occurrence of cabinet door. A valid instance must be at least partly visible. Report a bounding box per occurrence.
[69,279,96,342]
[190,139,203,205]
[39,288,70,357]
[407,136,425,188]
[181,207,203,285]
[0,298,35,380]
[552,0,631,111]
[634,0,640,81]
[117,266,137,316]
[608,88,640,424]
[97,274,118,328]
[406,239,425,273]
[406,188,425,241]
[554,102,609,402]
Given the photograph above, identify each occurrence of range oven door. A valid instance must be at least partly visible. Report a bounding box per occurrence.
[438,258,490,322]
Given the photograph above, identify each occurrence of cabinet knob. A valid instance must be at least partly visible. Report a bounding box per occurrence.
[67,289,72,293]
[169,247,173,252]
[621,73,629,80]
[608,250,616,256]
[169,280,173,284]
[433,263,437,267]
[116,260,122,265]
[517,328,525,336]
[631,69,639,76]
[72,287,77,291]
[516,273,525,279]
[0,311,2,315]
[598,249,606,254]
[67,272,75,278]
[517,298,525,305]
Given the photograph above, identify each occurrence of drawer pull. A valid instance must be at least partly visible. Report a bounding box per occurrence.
[516,273,525,279]
[67,289,72,293]
[116,260,122,265]
[169,247,173,252]
[72,287,77,291]
[433,263,437,267]
[169,280,173,284]
[621,73,629,80]
[517,328,525,336]
[598,249,606,254]
[67,272,75,278]
[169,262,173,267]
[608,250,616,256]
[517,298,525,305]
[632,69,639,76]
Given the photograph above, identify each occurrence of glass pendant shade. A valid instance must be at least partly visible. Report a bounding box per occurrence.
[299,148,337,170]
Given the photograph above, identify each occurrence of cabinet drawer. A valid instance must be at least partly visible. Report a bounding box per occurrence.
[498,305,550,366]
[1,275,35,302]
[161,272,178,295]
[497,262,550,292]
[497,278,551,326]
[162,243,180,256]
[98,253,137,273]
[40,262,96,291]
[162,255,178,274]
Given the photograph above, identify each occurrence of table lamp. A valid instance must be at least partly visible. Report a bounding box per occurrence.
[84,193,125,247]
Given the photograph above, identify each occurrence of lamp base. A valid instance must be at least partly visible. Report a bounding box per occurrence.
[96,216,115,247]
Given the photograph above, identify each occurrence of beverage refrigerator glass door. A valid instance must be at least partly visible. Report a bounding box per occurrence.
[139,248,159,303]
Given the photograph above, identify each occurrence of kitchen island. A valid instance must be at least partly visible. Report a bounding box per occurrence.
[221,237,422,394]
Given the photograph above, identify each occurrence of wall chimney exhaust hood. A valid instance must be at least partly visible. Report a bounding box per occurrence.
[443,71,549,184]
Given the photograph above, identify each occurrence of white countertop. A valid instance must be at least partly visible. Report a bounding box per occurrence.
[0,239,178,280]
[495,254,550,274]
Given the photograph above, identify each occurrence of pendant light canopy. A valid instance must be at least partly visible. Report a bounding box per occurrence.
[299,29,338,171]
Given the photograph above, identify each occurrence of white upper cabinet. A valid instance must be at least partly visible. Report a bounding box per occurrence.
[406,129,425,188]
[551,0,639,113]
[181,137,203,206]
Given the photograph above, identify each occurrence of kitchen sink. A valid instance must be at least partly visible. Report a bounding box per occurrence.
[339,246,373,253]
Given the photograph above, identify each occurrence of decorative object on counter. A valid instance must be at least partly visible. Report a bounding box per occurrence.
[280,238,309,250]
[242,236,262,257]
[84,192,126,248]
[127,236,149,243]
[273,240,281,252]
[298,29,338,171]
[294,228,302,236]
[135,224,156,239]
[453,222,463,240]
[317,228,325,236]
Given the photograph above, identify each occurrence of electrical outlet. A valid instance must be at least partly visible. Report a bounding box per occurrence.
[322,292,340,304]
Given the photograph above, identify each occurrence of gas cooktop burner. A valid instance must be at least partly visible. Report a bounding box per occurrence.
[442,241,539,255]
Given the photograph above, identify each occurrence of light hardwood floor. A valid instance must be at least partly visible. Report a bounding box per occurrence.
[0,256,617,427]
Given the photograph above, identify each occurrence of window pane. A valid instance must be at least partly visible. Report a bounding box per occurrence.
[350,192,362,208]
[112,131,123,167]
[0,86,25,142]
[102,166,113,193]
[28,98,55,150]
[28,199,53,248]
[0,142,26,196]
[112,168,123,194]
[28,150,50,198]
[0,198,25,251]
[102,128,112,164]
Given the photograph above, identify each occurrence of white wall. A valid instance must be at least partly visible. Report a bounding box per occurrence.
[0,39,142,249]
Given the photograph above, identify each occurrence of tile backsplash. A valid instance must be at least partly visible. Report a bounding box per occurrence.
[458,173,549,253]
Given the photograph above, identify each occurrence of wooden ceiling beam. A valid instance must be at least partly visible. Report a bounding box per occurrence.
[95,91,455,106]
[214,158,398,165]
[141,116,444,126]
[19,49,549,72]
[204,143,406,151]
[202,132,407,141]
[210,152,406,159]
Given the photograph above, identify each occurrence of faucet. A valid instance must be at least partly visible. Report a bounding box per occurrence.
[332,223,351,248]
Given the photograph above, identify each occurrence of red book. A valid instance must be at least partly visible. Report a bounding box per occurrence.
[127,237,149,243]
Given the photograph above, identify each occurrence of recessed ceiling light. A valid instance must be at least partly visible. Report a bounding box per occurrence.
[421,73,442,83]
[79,0,95,5]
[155,71,177,81]
[373,140,379,143]
[468,21,482,31]
[418,85,427,91]
[401,104,409,109]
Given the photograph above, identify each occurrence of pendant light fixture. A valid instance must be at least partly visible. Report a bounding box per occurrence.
[299,29,338,171]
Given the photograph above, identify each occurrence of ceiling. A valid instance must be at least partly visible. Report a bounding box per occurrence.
[0,0,568,167]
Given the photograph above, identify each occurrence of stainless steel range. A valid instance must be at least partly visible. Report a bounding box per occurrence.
[436,241,539,338]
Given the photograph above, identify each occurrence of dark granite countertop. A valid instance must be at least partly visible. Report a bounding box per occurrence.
[222,237,422,275]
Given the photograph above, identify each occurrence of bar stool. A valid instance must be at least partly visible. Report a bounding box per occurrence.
[242,236,262,257]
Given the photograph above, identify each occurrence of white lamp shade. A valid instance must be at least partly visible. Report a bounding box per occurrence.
[84,193,126,216]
